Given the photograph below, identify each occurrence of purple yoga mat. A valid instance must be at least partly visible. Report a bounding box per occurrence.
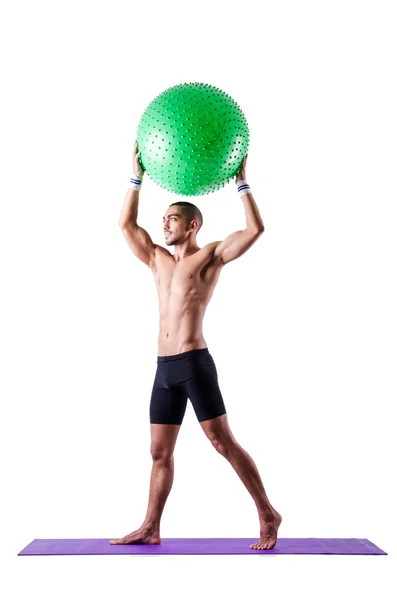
[18,538,387,556]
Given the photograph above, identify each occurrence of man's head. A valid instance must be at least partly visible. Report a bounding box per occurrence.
[163,202,203,246]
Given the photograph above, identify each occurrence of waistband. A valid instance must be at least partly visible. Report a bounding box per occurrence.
[157,348,209,362]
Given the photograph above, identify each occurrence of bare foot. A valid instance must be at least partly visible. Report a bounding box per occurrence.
[250,509,282,551]
[110,525,161,545]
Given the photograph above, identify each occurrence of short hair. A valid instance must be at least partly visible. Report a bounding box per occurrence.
[169,201,203,234]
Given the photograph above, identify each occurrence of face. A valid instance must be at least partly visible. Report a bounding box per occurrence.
[163,208,196,246]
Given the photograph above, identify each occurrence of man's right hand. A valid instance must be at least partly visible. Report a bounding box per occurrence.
[133,140,144,179]
[235,154,248,184]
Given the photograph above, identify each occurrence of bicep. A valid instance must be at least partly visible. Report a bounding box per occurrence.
[120,223,156,267]
[213,228,264,265]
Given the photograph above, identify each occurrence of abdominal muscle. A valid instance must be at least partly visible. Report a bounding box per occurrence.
[153,243,221,356]
[157,300,208,356]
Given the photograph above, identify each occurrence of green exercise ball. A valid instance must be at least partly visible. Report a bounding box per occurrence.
[136,82,249,196]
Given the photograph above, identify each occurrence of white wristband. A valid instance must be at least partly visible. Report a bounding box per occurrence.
[237,179,252,198]
[128,172,143,190]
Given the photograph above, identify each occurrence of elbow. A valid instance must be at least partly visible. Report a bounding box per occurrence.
[249,223,265,234]
[118,220,133,229]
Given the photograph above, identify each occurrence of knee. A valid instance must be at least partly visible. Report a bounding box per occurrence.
[150,445,173,463]
[210,436,235,458]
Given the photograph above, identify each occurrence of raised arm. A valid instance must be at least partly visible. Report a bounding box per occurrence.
[118,142,157,268]
[213,155,265,265]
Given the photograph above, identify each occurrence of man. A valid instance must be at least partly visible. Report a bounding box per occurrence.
[111,141,282,550]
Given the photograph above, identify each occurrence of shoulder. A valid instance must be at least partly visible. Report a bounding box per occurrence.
[149,244,172,271]
[202,241,223,267]
[154,244,172,258]
[202,241,222,254]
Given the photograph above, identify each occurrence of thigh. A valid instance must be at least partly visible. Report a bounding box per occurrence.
[185,353,227,423]
[150,372,188,426]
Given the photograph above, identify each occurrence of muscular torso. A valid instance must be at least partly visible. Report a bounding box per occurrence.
[150,242,223,356]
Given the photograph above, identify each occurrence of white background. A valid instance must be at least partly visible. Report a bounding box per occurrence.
[1,0,396,598]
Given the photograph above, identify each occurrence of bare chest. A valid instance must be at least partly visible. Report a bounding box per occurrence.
[151,246,222,300]
[154,262,205,301]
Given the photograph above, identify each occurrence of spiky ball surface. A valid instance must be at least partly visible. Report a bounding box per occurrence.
[136,82,249,196]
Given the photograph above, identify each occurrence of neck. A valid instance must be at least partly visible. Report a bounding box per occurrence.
[173,241,200,262]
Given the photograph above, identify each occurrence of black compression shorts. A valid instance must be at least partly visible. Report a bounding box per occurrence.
[149,348,227,425]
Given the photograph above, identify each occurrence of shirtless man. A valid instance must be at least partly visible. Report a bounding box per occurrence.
[110,142,282,550]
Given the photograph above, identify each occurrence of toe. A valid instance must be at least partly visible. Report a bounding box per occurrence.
[252,543,262,550]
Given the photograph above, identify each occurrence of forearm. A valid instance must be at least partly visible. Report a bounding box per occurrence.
[118,188,140,228]
[241,192,265,232]
[119,142,144,228]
